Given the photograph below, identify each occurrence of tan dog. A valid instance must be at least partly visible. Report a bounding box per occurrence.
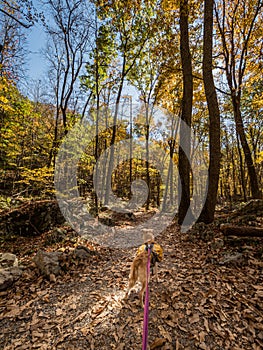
[125,233,163,307]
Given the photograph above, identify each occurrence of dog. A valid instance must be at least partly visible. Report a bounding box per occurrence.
[125,233,163,307]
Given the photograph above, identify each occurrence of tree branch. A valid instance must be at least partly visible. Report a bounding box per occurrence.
[0,8,32,28]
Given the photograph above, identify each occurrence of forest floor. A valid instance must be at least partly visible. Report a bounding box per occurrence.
[0,205,263,350]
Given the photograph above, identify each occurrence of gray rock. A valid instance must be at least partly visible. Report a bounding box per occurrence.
[210,238,224,250]
[0,253,18,268]
[219,252,246,266]
[33,250,63,277]
[73,245,93,260]
[0,252,22,291]
[0,269,13,290]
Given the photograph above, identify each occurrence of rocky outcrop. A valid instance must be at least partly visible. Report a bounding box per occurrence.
[33,246,96,280]
[0,200,65,237]
[33,250,64,279]
[0,253,23,291]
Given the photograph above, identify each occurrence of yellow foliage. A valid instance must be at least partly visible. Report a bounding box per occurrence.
[256,151,263,164]
[17,166,55,195]
[0,77,15,113]
[161,0,178,11]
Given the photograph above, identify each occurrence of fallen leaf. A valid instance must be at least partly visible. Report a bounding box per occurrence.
[5,304,21,318]
[199,342,208,350]
[158,325,172,342]
[31,330,44,338]
[150,338,166,349]
[199,331,206,342]
[204,318,210,332]
[189,313,199,324]
[56,308,63,316]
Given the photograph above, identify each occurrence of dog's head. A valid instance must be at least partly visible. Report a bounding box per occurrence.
[143,232,154,244]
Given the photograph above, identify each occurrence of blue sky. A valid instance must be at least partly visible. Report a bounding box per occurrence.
[27,22,47,80]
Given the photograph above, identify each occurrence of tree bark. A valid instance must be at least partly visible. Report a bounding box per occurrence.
[215,0,262,200]
[221,225,263,237]
[198,0,221,223]
[145,121,150,210]
[178,0,193,226]
[232,94,261,199]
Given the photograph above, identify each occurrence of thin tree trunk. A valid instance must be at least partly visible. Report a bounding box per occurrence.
[48,84,60,168]
[232,93,261,199]
[129,98,133,197]
[236,130,247,201]
[215,0,262,200]
[94,16,100,214]
[145,105,150,210]
[178,0,193,225]
[104,75,124,205]
[198,0,221,224]
[169,140,175,206]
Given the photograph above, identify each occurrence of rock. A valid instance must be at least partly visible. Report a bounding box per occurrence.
[0,269,13,290]
[112,210,136,222]
[73,245,94,260]
[0,267,22,291]
[0,200,65,237]
[0,253,18,268]
[33,250,63,278]
[210,238,224,250]
[44,228,67,245]
[0,253,22,291]
[219,253,247,266]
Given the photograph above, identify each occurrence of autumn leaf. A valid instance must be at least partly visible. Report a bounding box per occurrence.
[150,337,166,349]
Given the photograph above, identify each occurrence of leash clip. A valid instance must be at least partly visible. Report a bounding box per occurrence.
[145,242,153,252]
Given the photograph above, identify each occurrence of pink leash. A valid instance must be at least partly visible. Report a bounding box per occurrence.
[142,246,151,350]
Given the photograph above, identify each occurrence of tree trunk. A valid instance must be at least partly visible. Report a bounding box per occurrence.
[48,105,60,167]
[215,0,262,201]
[232,94,262,199]
[198,0,221,224]
[236,130,247,201]
[178,0,193,226]
[94,23,100,215]
[104,75,124,205]
[163,140,175,211]
[145,105,150,210]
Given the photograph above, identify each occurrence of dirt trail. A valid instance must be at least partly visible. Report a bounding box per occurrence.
[0,223,263,349]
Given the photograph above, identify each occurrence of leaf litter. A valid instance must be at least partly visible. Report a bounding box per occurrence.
[0,213,263,350]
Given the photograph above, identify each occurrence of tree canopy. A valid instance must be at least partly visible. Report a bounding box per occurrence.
[0,0,262,224]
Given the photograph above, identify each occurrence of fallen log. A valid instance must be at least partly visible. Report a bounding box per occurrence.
[230,199,263,218]
[221,225,263,237]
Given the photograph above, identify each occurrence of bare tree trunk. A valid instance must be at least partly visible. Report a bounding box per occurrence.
[145,105,151,210]
[178,0,193,225]
[48,68,61,167]
[94,14,100,215]
[163,139,176,211]
[104,31,149,205]
[232,94,261,199]
[104,74,124,205]
[215,0,262,200]
[198,0,221,224]
[236,130,247,201]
